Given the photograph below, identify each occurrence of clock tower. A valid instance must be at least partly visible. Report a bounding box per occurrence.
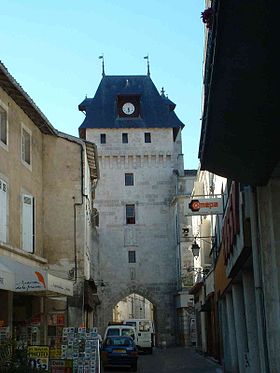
[78,73,186,346]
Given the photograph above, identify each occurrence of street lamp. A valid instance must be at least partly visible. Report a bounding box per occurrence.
[189,236,216,259]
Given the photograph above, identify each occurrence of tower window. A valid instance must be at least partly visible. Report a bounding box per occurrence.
[122,133,128,143]
[126,204,135,224]
[128,250,136,263]
[125,173,134,186]
[100,133,106,144]
[144,132,151,143]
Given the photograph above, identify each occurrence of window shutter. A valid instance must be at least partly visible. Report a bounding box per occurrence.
[22,194,34,253]
[0,180,7,242]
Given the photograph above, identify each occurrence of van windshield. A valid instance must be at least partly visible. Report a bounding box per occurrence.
[107,329,119,336]
[122,329,134,337]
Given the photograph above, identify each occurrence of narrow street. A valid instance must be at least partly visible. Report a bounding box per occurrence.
[102,346,222,373]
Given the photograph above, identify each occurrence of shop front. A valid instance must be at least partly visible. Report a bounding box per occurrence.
[0,256,73,347]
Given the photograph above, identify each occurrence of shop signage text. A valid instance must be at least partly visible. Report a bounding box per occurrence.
[27,345,49,371]
[186,197,223,215]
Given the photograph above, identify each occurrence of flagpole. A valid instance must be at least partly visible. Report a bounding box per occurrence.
[99,54,105,77]
[144,55,150,77]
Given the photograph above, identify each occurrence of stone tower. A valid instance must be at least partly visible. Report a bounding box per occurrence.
[78,74,185,345]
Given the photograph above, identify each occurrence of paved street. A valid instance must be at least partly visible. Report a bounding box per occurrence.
[101,346,222,373]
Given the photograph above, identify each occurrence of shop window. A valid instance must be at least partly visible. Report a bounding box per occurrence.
[47,313,65,347]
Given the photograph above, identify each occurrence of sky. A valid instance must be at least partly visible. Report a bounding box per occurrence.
[1,0,205,169]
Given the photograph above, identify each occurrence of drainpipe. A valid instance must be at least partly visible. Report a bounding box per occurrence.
[72,143,89,327]
[73,144,89,283]
[249,186,270,372]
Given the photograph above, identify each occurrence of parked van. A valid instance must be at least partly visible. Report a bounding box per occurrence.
[123,319,155,353]
[104,325,136,343]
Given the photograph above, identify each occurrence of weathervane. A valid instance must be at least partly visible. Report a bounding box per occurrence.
[98,54,105,77]
[144,54,150,77]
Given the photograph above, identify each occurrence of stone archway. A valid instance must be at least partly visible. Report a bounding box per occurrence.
[113,293,154,322]
[98,282,176,346]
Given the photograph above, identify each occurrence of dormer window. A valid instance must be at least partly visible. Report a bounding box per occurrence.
[118,95,140,118]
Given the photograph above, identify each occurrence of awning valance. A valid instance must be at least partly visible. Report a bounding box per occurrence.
[0,257,73,296]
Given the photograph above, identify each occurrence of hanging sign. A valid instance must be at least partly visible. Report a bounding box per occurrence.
[186,197,223,215]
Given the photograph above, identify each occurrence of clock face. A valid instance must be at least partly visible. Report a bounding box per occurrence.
[122,102,135,115]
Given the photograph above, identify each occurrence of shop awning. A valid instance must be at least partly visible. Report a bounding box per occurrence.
[48,274,73,296]
[0,262,15,291]
[0,257,73,296]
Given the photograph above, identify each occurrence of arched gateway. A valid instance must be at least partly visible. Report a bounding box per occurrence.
[78,73,186,346]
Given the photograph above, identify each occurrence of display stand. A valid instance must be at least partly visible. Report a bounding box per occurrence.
[59,327,100,373]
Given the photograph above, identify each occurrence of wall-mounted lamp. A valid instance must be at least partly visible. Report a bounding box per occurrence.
[190,236,215,259]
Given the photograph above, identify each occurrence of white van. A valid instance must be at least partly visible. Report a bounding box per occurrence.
[123,319,155,353]
[103,325,136,343]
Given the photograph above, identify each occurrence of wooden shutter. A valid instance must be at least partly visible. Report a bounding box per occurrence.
[0,179,7,242]
[22,194,34,253]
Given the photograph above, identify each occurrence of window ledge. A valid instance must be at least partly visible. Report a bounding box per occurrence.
[0,241,48,265]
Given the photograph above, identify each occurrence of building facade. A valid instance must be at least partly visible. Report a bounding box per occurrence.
[0,61,99,347]
[198,1,280,372]
[78,74,192,345]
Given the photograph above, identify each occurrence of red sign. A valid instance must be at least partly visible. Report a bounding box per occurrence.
[187,197,223,215]
[188,199,200,212]
[56,314,65,326]
[31,314,42,325]
[222,182,240,265]
[189,199,219,211]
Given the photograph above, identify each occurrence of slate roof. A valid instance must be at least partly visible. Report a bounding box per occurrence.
[79,75,185,130]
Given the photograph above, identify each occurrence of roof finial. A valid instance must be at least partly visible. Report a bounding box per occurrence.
[144,54,150,77]
[98,54,105,77]
[161,87,165,97]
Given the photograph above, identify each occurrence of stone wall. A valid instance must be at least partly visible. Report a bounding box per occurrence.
[87,127,181,345]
